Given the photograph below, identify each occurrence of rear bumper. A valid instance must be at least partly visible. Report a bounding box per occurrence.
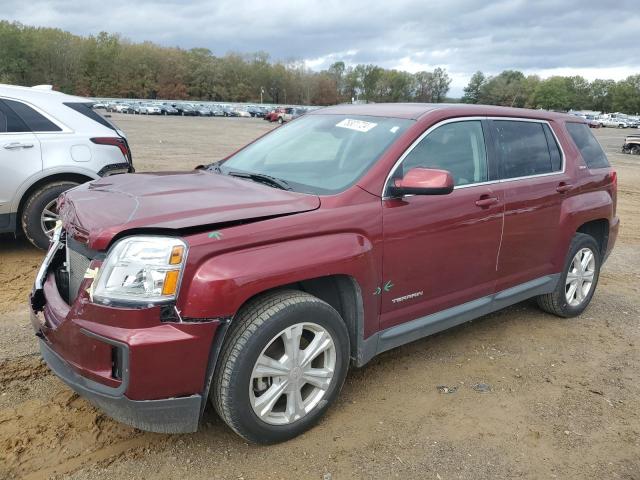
[39,335,201,433]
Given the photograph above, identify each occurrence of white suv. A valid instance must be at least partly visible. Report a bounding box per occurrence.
[0,84,133,249]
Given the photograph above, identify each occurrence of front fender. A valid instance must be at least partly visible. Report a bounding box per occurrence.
[178,233,379,323]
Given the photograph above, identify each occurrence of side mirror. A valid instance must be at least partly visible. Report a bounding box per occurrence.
[387,168,454,197]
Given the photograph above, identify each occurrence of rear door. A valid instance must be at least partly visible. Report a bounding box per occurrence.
[0,99,42,229]
[488,119,569,291]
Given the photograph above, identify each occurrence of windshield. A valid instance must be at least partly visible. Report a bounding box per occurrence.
[219,114,413,194]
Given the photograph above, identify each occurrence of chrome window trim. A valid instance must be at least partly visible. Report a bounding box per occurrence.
[382,115,566,198]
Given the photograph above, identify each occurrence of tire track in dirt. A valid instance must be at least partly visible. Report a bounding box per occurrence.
[0,355,50,387]
[0,386,162,479]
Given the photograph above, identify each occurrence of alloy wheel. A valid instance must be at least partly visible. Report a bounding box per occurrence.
[565,247,596,307]
[40,199,59,238]
[249,322,336,425]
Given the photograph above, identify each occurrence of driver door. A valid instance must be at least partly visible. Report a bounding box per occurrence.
[380,119,503,330]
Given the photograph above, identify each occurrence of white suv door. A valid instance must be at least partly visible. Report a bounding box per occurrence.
[0,100,42,229]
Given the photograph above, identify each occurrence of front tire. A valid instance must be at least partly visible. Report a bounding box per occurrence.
[21,181,78,250]
[212,290,350,444]
[536,233,601,318]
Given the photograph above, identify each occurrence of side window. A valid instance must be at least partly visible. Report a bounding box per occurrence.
[400,120,488,186]
[3,99,62,132]
[493,120,554,179]
[0,100,30,133]
[565,122,609,169]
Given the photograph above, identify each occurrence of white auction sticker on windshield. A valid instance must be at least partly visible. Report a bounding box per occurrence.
[336,118,377,132]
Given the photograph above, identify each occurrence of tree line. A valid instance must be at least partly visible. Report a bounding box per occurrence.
[1,21,638,112]
[0,21,452,105]
[462,70,640,114]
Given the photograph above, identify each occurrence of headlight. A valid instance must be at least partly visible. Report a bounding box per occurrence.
[93,236,187,306]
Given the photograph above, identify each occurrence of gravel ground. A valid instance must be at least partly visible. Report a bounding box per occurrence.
[0,115,638,480]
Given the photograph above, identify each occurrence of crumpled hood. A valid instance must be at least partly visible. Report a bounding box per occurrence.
[59,170,320,251]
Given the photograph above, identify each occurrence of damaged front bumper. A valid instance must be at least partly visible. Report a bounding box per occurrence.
[36,327,202,433]
[29,237,221,434]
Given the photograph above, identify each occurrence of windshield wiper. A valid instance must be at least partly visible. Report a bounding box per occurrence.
[226,171,292,191]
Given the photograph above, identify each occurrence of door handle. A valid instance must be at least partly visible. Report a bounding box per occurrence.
[4,142,34,150]
[556,182,573,193]
[475,196,499,208]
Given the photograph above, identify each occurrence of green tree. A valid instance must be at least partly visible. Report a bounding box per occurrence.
[431,67,451,103]
[589,79,616,113]
[462,71,485,104]
[479,70,527,107]
[533,76,571,110]
[611,75,640,114]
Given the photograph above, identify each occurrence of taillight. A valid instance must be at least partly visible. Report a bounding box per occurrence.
[90,137,130,161]
[611,170,617,188]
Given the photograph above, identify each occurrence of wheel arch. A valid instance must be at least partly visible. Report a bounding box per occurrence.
[576,218,609,257]
[198,274,366,422]
[239,274,364,365]
[17,172,94,228]
[557,191,613,268]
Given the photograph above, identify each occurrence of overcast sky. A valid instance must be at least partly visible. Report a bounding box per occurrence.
[3,0,639,96]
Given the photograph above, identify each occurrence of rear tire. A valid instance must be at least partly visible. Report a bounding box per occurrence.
[536,233,601,318]
[21,181,78,250]
[212,290,349,444]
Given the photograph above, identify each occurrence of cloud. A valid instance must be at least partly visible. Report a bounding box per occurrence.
[2,0,639,95]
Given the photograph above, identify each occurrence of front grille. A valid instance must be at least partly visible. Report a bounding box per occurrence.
[67,244,91,303]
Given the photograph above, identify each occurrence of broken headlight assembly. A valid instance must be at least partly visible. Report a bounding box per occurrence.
[92,236,187,306]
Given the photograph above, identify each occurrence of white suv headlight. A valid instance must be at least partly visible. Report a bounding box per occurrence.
[93,236,187,306]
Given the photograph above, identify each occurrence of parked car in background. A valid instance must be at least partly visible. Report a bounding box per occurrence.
[30,103,618,444]
[585,115,602,128]
[158,104,179,115]
[174,104,198,116]
[0,84,134,249]
[210,106,225,117]
[626,117,640,128]
[601,117,629,128]
[112,103,131,114]
[275,107,307,124]
[622,134,640,155]
[194,105,213,117]
[264,107,285,122]
[222,106,239,117]
[139,103,162,115]
[236,108,251,118]
[247,106,266,117]
[105,102,117,113]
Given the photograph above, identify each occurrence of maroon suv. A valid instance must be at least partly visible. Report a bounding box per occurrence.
[30,104,619,444]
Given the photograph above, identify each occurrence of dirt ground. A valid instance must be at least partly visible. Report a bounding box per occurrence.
[0,115,638,480]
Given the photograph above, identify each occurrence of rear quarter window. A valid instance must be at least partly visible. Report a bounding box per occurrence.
[64,102,117,131]
[3,99,62,132]
[565,122,609,169]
